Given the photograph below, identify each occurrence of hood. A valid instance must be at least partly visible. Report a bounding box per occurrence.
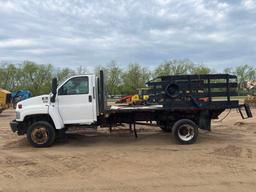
[17,94,50,107]
[15,94,50,121]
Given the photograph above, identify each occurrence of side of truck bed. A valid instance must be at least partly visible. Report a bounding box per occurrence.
[98,72,252,134]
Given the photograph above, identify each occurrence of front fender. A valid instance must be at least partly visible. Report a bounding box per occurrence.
[17,104,49,122]
[16,104,64,130]
[49,104,64,129]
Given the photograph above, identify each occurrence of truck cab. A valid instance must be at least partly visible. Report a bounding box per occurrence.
[10,73,102,147]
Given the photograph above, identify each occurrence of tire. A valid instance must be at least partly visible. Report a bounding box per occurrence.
[165,83,180,98]
[27,121,56,147]
[172,119,198,144]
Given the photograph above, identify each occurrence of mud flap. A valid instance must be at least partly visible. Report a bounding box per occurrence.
[238,104,253,119]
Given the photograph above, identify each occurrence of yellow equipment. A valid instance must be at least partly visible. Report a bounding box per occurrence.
[131,88,149,105]
[0,88,11,113]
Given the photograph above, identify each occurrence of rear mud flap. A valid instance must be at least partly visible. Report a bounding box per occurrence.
[199,110,211,131]
[239,104,253,119]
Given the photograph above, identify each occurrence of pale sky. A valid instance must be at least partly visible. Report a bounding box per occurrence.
[0,0,256,70]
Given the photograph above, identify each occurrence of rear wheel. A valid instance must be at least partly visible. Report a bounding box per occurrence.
[27,121,56,147]
[172,119,198,144]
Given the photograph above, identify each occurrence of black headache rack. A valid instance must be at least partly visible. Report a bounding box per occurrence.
[98,70,252,119]
[98,70,107,114]
[146,74,252,118]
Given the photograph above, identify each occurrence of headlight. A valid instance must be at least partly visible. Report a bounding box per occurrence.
[16,112,20,119]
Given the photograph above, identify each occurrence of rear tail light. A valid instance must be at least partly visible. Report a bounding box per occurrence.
[18,104,22,109]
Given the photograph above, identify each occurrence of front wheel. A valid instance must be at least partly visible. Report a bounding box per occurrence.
[27,121,56,147]
[172,119,198,144]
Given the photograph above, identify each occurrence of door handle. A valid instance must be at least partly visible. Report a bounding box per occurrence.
[88,95,92,102]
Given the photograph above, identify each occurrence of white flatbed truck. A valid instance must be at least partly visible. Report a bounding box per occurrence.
[10,71,252,147]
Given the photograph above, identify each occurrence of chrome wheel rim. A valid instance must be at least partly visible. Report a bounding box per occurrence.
[177,124,195,141]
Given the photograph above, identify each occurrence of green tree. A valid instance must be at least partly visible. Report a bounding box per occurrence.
[224,64,256,95]
[234,64,256,95]
[1,59,255,97]
[18,61,53,95]
[223,67,233,74]
[94,65,108,77]
[56,68,75,82]
[121,63,150,95]
[0,63,20,90]
[190,64,212,74]
[106,61,122,97]
[76,66,88,75]
[154,59,193,77]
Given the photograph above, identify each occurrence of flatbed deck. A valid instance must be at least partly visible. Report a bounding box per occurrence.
[105,100,239,113]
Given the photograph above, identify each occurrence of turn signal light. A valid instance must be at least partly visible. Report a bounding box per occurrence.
[18,104,22,109]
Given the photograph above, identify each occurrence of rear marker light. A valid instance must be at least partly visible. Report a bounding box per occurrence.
[18,104,22,109]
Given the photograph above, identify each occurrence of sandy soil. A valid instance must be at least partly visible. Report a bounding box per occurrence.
[0,109,255,192]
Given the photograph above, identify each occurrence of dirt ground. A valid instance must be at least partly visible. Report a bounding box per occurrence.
[0,109,255,192]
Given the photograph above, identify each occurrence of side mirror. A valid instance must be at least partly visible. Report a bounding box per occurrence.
[50,78,58,103]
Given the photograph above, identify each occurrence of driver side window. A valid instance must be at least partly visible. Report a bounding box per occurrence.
[58,77,89,95]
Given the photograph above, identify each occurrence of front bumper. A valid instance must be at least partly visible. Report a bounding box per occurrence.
[10,120,25,135]
[10,120,19,132]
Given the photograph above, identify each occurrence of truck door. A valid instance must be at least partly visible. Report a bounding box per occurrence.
[57,75,96,124]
